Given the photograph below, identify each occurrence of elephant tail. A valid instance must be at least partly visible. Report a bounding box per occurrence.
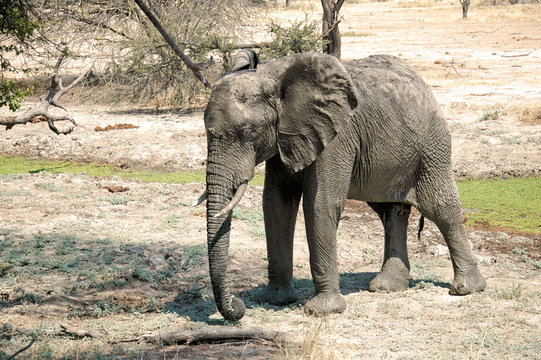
[417,215,425,241]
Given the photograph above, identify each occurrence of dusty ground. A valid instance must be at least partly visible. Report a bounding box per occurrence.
[1,1,540,359]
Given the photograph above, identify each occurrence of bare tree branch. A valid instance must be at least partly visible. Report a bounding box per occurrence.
[133,0,213,88]
[0,53,93,134]
[74,16,131,39]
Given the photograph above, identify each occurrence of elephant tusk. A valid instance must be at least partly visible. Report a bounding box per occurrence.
[213,182,248,218]
[192,189,208,207]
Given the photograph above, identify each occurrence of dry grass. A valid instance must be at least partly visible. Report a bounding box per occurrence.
[516,103,541,125]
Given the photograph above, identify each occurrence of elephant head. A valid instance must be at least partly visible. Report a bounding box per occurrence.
[203,53,358,321]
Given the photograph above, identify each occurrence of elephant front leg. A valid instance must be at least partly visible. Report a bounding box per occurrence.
[302,184,347,316]
[368,203,411,292]
[259,157,301,306]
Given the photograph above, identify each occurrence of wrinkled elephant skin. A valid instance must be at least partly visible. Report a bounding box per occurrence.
[203,53,486,321]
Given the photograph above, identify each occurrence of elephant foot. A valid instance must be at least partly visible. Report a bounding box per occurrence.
[368,257,409,292]
[258,284,298,306]
[450,266,486,295]
[304,292,346,316]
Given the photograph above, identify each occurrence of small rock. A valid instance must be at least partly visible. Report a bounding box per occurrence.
[436,244,449,256]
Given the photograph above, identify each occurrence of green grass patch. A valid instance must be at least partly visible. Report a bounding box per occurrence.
[0,154,265,186]
[341,31,376,37]
[2,155,539,234]
[457,177,541,235]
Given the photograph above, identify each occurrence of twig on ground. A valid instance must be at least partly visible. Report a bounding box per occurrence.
[465,27,501,34]
[450,59,464,77]
[6,336,35,360]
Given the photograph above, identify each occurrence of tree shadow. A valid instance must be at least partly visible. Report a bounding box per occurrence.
[409,278,450,290]
[0,229,218,322]
[339,272,378,295]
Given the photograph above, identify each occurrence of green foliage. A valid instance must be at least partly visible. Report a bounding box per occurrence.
[0,1,41,43]
[0,0,40,111]
[457,177,541,234]
[108,1,247,108]
[260,16,326,60]
[341,31,376,37]
[480,106,500,121]
[0,80,33,111]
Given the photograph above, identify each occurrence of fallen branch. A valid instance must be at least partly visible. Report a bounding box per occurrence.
[465,27,501,34]
[15,323,99,339]
[114,327,300,346]
[59,323,99,339]
[500,51,532,58]
[0,51,92,134]
[133,0,213,88]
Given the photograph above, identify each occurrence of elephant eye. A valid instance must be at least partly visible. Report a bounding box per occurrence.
[239,127,254,141]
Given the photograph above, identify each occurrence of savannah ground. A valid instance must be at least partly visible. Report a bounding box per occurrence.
[1,1,540,359]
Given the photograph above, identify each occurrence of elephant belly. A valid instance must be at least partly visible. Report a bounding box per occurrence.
[347,159,419,204]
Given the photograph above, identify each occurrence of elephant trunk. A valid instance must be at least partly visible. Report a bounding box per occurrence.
[206,164,246,321]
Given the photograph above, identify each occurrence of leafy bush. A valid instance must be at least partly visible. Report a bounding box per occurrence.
[260,16,326,60]
[0,0,40,110]
[106,1,250,108]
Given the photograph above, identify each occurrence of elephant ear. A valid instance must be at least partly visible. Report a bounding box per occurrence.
[230,49,259,72]
[276,53,358,173]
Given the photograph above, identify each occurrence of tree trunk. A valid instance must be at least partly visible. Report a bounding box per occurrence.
[321,0,345,59]
[460,0,470,18]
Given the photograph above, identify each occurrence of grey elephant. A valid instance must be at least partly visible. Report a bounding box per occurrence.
[199,52,486,321]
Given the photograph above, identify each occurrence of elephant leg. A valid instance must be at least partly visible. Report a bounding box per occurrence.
[302,170,349,316]
[416,175,486,295]
[259,156,302,306]
[367,202,411,292]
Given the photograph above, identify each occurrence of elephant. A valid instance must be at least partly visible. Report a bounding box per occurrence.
[200,52,486,321]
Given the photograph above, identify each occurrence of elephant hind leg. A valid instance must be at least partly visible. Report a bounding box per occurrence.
[367,202,411,292]
[414,175,486,295]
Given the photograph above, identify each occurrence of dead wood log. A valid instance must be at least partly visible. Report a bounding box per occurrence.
[59,323,99,338]
[0,52,92,135]
[114,327,300,346]
[15,323,99,339]
[133,0,213,88]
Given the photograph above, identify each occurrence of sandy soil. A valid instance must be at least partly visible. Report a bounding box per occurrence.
[1,1,540,359]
